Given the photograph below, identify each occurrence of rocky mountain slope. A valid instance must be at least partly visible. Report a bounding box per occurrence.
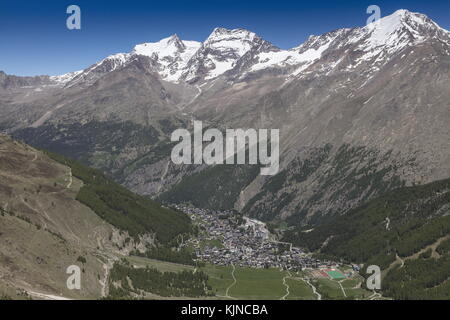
[1,9,449,226]
[0,135,190,299]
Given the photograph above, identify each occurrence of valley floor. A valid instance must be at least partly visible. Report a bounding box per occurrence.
[124,255,373,300]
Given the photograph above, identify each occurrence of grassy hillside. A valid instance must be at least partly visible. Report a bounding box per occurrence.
[45,151,192,244]
[284,178,450,299]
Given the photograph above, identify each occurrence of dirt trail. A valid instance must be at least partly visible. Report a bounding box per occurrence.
[40,208,53,230]
[396,254,405,268]
[387,236,450,273]
[225,263,237,298]
[91,225,120,298]
[19,196,40,215]
[337,280,347,298]
[368,291,382,300]
[280,271,292,300]
[304,277,322,300]
[216,264,238,300]
[66,168,73,189]
[28,290,72,300]
[15,151,38,174]
[99,257,115,298]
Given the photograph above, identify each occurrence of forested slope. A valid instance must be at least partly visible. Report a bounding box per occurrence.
[46,151,192,244]
[283,178,450,299]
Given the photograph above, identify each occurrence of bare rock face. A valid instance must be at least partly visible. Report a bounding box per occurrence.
[2,9,450,225]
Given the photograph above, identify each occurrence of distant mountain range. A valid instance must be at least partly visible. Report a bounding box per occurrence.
[1,8,450,300]
[1,9,449,226]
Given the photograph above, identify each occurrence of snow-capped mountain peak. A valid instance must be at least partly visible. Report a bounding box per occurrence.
[363,9,434,47]
[341,9,450,67]
[51,10,450,87]
[248,28,346,75]
[49,70,83,84]
[204,28,258,54]
[50,52,132,87]
[131,35,201,82]
[132,34,197,59]
[182,27,278,82]
[249,9,450,78]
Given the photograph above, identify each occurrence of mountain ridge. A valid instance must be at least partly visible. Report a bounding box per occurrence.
[3,9,448,87]
[2,8,449,228]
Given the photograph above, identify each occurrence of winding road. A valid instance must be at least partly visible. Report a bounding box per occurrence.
[338,280,347,298]
[304,277,322,300]
[224,263,237,299]
[280,271,292,300]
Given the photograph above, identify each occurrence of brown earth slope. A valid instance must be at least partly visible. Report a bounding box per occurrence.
[0,135,125,299]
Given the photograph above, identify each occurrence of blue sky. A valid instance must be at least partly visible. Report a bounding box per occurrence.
[1,0,449,76]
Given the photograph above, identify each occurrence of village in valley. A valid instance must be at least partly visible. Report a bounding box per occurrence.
[174,204,359,277]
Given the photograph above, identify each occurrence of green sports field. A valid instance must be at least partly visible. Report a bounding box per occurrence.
[327,270,346,279]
